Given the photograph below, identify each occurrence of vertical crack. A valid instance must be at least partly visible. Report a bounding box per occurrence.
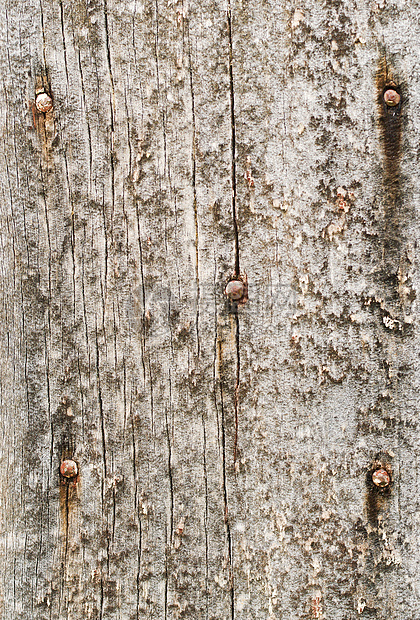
[227,0,239,276]
[103,0,116,286]
[64,484,70,567]
[165,372,174,619]
[165,390,174,546]
[59,480,70,617]
[201,414,209,620]
[225,7,238,617]
[188,33,201,358]
[227,0,241,470]
[134,205,147,387]
[77,50,93,190]
[95,322,107,478]
[101,191,109,319]
[99,577,104,620]
[132,412,142,620]
[164,572,168,620]
[58,0,69,88]
[233,311,240,465]
[219,380,235,620]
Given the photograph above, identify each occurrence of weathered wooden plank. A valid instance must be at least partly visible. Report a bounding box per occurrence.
[229,0,420,617]
[1,0,420,618]
[0,0,240,617]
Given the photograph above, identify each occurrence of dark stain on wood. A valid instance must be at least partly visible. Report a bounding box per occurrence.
[365,454,392,524]
[54,397,79,527]
[376,57,403,188]
[375,56,409,314]
[33,75,56,152]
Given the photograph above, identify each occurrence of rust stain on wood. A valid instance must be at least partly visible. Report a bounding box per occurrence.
[375,56,411,319]
[55,397,80,547]
[366,455,392,525]
[32,75,56,153]
[59,453,80,530]
[376,56,403,189]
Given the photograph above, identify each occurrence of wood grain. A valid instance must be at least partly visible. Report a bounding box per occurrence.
[1,0,420,618]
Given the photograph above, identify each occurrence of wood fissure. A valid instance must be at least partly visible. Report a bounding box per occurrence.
[227,0,239,278]
[201,413,210,620]
[58,0,69,89]
[233,310,240,466]
[187,32,201,359]
[219,383,235,620]
[95,323,108,479]
[226,0,242,478]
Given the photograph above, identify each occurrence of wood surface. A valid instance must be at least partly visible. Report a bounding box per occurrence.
[1,0,420,617]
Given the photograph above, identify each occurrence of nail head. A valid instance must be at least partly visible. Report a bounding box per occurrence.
[35,92,53,113]
[225,280,244,301]
[383,89,400,107]
[60,459,78,479]
[372,468,390,488]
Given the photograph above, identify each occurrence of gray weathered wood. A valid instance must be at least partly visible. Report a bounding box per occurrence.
[1,0,420,618]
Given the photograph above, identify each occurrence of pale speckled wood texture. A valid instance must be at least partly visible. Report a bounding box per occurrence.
[1,0,420,618]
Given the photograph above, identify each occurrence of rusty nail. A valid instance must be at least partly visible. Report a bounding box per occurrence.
[225,280,244,301]
[383,89,401,107]
[35,92,53,113]
[60,459,78,479]
[372,468,390,488]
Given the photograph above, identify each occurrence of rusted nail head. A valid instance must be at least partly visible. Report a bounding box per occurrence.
[35,92,53,113]
[383,89,401,107]
[225,280,244,301]
[60,459,78,479]
[372,468,390,488]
